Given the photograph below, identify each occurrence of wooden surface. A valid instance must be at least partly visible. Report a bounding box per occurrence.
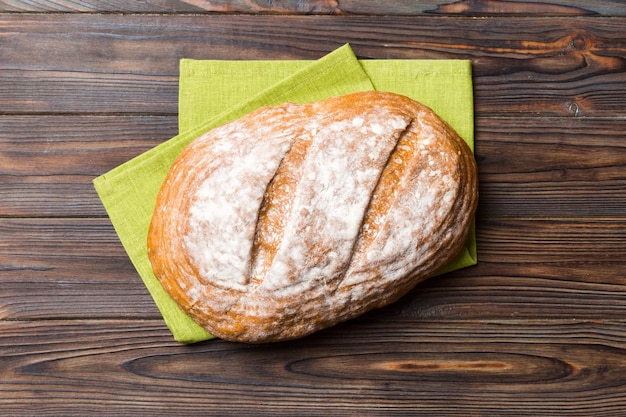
[1,1,625,415]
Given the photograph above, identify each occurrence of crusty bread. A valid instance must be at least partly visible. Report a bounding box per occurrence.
[147,91,478,343]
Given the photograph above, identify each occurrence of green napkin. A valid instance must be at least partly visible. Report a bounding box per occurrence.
[94,44,476,344]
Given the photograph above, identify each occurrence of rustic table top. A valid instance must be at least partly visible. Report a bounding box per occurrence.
[1,1,625,416]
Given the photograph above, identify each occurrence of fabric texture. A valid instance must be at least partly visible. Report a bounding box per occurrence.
[93,44,476,343]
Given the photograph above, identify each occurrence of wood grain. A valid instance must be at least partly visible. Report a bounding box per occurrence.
[1,15,625,116]
[0,115,175,217]
[1,319,625,416]
[1,217,624,321]
[476,116,626,217]
[0,218,158,319]
[2,116,624,217]
[1,4,625,415]
[0,0,624,16]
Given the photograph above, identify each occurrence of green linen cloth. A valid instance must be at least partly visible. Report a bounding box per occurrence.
[93,44,476,344]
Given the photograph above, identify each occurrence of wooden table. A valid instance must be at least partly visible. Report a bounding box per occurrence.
[1,1,625,415]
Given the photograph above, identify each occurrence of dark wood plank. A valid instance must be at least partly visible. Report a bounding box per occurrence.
[0,0,624,16]
[0,115,176,217]
[0,218,160,319]
[0,115,174,177]
[0,70,178,115]
[0,0,207,13]
[422,0,624,16]
[1,217,624,320]
[476,116,626,217]
[1,15,625,116]
[2,115,624,217]
[1,319,625,416]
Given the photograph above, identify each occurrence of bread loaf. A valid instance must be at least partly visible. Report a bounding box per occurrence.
[147,91,478,343]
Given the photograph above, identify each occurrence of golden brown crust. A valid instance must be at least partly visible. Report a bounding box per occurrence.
[148,91,478,343]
